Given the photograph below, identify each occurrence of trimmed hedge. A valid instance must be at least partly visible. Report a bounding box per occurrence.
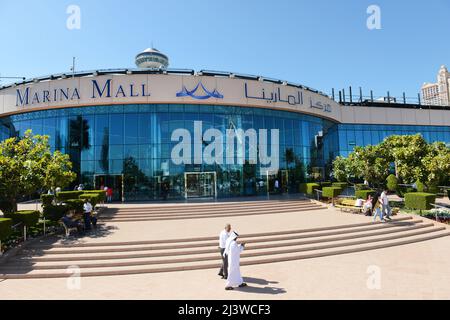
[5,211,40,228]
[355,189,377,200]
[43,205,69,222]
[83,190,106,203]
[355,184,370,191]
[0,200,14,214]
[320,182,332,188]
[386,174,398,192]
[405,192,436,211]
[79,194,100,207]
[299,183,321,195]
[0,218,13,241]
[415,180,425,192]
[56,191,83,201]
[40,194,54,207]
[322,187,342,199]
[332,182,347,189]
[65,199,84,213]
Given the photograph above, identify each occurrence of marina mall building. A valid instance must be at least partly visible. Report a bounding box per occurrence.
[1,48,450,201]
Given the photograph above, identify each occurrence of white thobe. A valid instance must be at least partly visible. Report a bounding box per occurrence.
[225,241,244,287]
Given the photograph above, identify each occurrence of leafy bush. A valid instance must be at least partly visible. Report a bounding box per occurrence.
[43,205,69,221]
[404,192,436,211]
[65,199,84,213]
[386,174,398,192]
[56,191,83,201]
[79,194,100,207]
[5,211,40,228]
[320,182,332,188]
[83,190,106,203]
[0,200,14,214]
[415,180,425,192]
[40,194,54,207]
[355,184,370,191]
[332,182,347,189]
[355,189,377,200]
[0,218,13,241]
[299,183,321,195]
[322,187,342,199]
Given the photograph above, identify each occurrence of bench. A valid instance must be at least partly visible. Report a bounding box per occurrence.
[335,199,364,214]
[59,221,78,237]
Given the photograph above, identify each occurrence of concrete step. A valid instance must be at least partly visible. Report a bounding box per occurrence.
[100,203,323,219]
[101,206,326,222]
[26,216,414,249]
[22,219,424,255]
[10,222,433,265]
[105,201,320,216]
[1,228,449,279]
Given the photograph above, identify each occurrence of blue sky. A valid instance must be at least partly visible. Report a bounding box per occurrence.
[1,0,449,98]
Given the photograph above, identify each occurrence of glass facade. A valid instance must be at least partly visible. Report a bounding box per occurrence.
[0,103,449,201]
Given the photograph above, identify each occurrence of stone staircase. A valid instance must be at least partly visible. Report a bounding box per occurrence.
[0,212,448,279]
[98,199,326,222]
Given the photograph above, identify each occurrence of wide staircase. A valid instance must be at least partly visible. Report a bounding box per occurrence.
[0,208,449,279]
[98,199,325,222]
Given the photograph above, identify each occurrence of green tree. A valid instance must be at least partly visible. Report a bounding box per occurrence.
[416,142,450,189]
[43,151,77,192]
[349,145,390,186]
[381,134,429,183]
[0,130,76,213]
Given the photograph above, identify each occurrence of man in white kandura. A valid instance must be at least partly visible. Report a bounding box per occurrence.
[218,224,231,279]
[223,231,247,290]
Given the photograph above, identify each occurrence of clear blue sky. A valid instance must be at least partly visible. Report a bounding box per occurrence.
[1,0,449,98]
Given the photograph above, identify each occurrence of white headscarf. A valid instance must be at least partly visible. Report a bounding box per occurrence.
[223,231,238,257]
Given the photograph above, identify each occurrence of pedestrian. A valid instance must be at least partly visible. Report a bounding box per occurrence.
[107,187,113,203]
[224,231,247,290]
[218,224,231,279]
[380,189,392,220]
[274,179,280,193]
[372,194,384,223]
[83,199,93,230]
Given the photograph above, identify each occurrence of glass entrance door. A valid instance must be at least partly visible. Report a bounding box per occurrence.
[94,175,124,202]
[184,172,217,199]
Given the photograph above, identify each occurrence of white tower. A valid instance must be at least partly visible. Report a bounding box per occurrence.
[135,48,169,69]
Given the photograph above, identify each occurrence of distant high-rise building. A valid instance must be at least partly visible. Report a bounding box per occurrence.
[421,65,450,106]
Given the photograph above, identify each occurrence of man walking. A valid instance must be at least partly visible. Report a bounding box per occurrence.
[224,231,247,290]
[380,189,392,220]
[218,224,231,279]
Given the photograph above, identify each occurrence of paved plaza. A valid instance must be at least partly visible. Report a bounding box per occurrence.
[1,197,450,300]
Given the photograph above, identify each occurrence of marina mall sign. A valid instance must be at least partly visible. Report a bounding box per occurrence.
[0,74,338,120]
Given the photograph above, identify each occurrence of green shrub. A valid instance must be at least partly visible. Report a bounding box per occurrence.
[332,182,347,189]
[43,205,69,221]
[65,199,84,213]
[386,174,398,192]
[427,184,439,194]
[0,200,14,214]
[322,187,342,199]
[83,190,106,202]
[404,192,436,210]
[79,194,100,207]
[56,191,83,201]
[0,218,12,241]
[40,194,54,207]
[320,182,332,188]
[355,184,370,191]
[415,180,425,192]
[5,211,40,228]
[355,189,377,200]
[299,183,321,195]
